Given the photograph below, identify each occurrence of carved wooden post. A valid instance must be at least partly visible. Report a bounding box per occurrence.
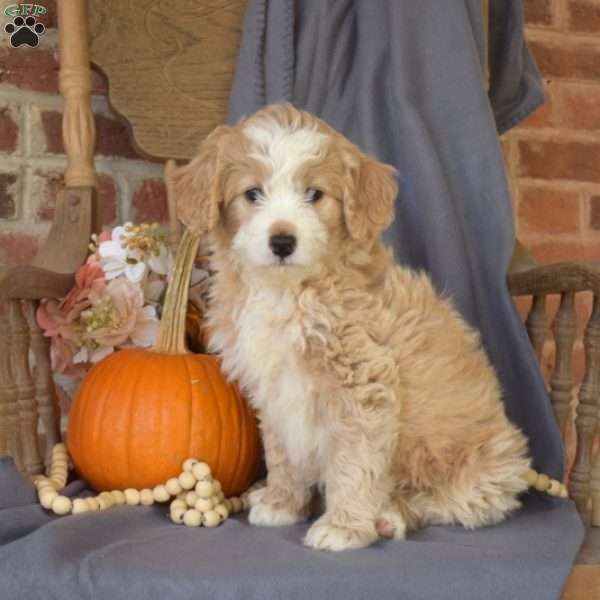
[525,295,548,362]
[550,292,577,438]
[0,301,20,465]
[23,300,61,466]
[582,296,600,524]
[58,0,96,188]
[8,300,43,475]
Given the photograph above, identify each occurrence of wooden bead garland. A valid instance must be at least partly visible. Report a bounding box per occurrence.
[525,468,568,498]
[34,443,252,528]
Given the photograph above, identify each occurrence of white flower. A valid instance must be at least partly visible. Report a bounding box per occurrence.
[98,226,146,283]
[148,243,169,276]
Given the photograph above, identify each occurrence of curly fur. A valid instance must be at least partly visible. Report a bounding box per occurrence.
[175,103,531,552]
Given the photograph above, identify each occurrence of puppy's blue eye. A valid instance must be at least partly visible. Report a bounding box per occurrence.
[306,188,323,203]
[244,187,262,203]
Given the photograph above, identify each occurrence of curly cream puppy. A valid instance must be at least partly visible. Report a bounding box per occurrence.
[174,103,530,552]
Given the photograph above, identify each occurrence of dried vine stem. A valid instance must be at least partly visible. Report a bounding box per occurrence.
[152,228,201,355]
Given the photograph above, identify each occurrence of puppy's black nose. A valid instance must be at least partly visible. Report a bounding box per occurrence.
[269,234,296,259]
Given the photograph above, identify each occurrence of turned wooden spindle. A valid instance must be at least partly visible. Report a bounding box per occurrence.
[23,300,61,467]
[0,301,20,466]
[525,295,548,362]
[580,296,600,525]
[58,0,96,188]
[550,292,577,439]
[8,300,43,475]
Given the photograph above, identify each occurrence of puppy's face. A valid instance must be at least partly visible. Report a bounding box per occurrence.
[174,104,398,277]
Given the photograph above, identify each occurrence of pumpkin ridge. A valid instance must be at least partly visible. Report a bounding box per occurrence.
[180,353,194,468]
[205,357,225,486]
[230,379,244,490]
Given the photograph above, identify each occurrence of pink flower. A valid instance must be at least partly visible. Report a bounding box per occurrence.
[37,261,105,375]
[73,278,159,364]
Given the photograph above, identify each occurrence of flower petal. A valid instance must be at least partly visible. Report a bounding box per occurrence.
[99,240,126,259]
[125,262,146,283]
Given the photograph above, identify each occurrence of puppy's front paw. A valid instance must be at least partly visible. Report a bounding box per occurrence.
[375,509,407,540]
[304,516,378,551]
[248,502,305,527]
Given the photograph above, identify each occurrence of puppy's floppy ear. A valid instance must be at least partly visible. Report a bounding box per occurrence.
[173,125,231,235]
[343,148,398,242]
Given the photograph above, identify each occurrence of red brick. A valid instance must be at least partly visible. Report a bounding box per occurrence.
[0,48,59,93]
[132,180,168,223]
[529,39,600,82]
[553,83,600,130]
[40,0,57,29]
[0,173,18,219]
[517,91,555,128]
[589,196,600,229]
[0,107,18,153]
[518,186,580,234]
[0,233,38,266]
[41,111,140,159]
[524,0,555,26]
[35,170,117,226]
[518,139,600,183]
[567,0,600,33]
[528,239,600,263]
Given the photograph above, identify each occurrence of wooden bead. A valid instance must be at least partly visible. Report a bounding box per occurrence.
[223,499,232,512]
[165,478,183,496]
[534,473,551,492]
[216,491,225,503]
[230,497,243,513]
[171,506,186,524]
[178,472,196,490]
[203,510,221,528]
[526,469,538,487]
[40,489,58,509]
[72,498,89,514]
[111,490,126,505]
[97,494,112,510]
[214,503,229,520]
[194,497,213,512]
[86,497,100,511]
[124,488,141,505]
[191,462,212,481]
[152,485,170,503]
[242,497,250,511]
[37,479,56,491]
[185,491,198,507]
[170,498,187,511]
[212,480,222,494]
[183,509,202,527]
[560,485,569,498]
[548,480,563,497]
[52,444,67,458]
[195,480,214,498]
[140,489,154,505]
[51,495,72,515]
[182,458,199,472]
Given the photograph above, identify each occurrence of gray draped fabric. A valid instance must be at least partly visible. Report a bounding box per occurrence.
[0,458,585,600]
[0,2,584,599]
[228,0,559,480]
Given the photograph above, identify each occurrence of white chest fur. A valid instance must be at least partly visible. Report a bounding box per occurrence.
[229,287,326,480]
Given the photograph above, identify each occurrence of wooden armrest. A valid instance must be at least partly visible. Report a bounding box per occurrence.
[507,261,600,297]
[0,266,74,301]
[30,187,93,275]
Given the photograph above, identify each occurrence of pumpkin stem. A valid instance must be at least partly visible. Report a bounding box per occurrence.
[152,228,201,355]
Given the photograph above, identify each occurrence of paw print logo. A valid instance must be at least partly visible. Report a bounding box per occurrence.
[4,16,45,48]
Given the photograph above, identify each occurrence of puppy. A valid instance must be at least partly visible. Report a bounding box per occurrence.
[174,103,530,552]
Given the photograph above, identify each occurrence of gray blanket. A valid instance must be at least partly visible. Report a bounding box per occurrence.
[0,458,585,600]
[0,2,584,598]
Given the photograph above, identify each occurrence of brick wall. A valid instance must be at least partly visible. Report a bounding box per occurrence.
[0,1,168,267]
[504,0,600,387]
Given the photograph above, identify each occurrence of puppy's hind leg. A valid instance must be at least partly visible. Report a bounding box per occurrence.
[249,424,313,527]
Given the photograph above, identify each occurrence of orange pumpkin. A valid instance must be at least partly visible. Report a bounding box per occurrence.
[68,230,261,497]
